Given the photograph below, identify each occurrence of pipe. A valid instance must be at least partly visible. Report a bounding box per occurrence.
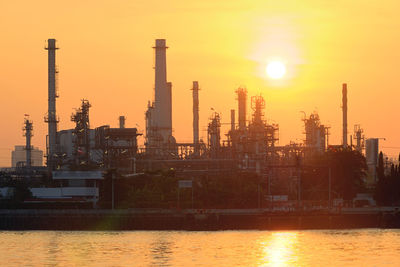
[342,83,348,147]
[24,118,33,168]
[45,39,59,170]
[192,81,199,154]
[230,109,235,132]
[119,116,125,129]
[237,88,247,130]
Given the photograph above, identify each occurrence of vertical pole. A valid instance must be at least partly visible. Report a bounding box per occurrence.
[133,158,136,174]
[230,109,235,132]
[45,39,59,171]
[178,188,180,209]
[342,83,348,148]
[93,180,97,209]
[24,118,33,169]
[268,169,271,210]
[296,155,301,210]
[111,172,115,210]
[192,81,199,156]
[191,183,194,209]
[328,167,332,208]
[237,88,247,131]
[258,183,260,209]
[298,167,301,208]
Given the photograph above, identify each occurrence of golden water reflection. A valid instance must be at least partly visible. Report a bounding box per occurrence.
[0,230,400,266]
[259,232,299,266]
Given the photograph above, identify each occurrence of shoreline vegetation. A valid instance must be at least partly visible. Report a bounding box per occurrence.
[1,150,400,230]
[0,208,400,231]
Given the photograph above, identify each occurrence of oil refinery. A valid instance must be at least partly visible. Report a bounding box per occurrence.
[0,38,382,207]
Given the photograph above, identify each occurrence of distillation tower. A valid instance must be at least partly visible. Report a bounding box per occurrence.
[145,39,176,156]
[342,83,348,148]
[192,81,200,156]
[44,39,59,169]
[23,116,33,169]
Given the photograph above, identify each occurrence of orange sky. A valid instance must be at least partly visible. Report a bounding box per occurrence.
[1,0,400,166]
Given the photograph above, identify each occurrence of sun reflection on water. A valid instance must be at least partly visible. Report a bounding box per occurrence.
[259,232,299,266]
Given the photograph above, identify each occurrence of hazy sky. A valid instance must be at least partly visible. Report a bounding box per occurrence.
[1,0,399,166]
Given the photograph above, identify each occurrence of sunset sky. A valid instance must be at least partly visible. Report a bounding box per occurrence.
[1,0,400,166]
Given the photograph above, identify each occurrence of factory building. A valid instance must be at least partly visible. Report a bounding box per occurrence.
[41,39,140,175]
[54,101,140,172]
[303,112,328,156]
[11,146,43,168]
[227,92,279,173]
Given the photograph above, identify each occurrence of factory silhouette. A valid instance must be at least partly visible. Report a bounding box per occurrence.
[1,38,384,210]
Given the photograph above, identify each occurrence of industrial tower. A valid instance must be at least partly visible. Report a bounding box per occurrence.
[44,39,59,169]
[192,81,200,155]
[23,115,33,169]
[145,39,176,156]
[237,88,247,131]
[153,39,172,141]
[342,83,348,148]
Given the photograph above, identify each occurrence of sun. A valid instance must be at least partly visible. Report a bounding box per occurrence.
[266,61,286,79]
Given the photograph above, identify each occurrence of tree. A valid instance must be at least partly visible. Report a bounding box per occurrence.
[11,181,32,203]
[302,149,367,201]
[375,152,400,205]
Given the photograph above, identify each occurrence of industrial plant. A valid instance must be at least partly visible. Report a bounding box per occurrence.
[0,38,384,208]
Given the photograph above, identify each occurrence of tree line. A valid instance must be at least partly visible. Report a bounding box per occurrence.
[375,152,400,205]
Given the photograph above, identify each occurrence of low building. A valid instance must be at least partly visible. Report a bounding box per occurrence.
[11,145,43,167]
[365,138,379,184]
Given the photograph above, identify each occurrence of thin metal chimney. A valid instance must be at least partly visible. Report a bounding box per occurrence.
[342,83,348,148]
[192,81,200,154]
[45,39,59,169]
[119,116,126,129]
[237,87,247,130]
[230,109,235,132]
[23,116,33,168]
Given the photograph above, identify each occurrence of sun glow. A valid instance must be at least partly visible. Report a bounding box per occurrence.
[266,61,286,79]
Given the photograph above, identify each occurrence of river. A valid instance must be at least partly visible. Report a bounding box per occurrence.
[0,229,399,266]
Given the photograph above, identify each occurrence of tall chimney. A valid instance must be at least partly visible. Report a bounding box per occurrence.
[192,81,200,154]
[342,83,348,148]
[23,116,33,168]
[153,39,172,142]
[237,87,247,130]
[230,109,235,132]
[119,116,126,129]
[45,39,59,169]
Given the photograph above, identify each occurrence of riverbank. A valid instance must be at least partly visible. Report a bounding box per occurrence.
[1,208,400,230]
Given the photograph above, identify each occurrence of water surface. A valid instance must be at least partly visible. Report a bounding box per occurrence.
[0,229,399,266]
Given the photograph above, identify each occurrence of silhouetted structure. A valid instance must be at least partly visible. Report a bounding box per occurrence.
[44,39,59,170]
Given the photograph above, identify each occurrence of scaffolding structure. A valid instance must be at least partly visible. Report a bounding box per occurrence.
[23,115,33,169]
[71,99,91,167]
[303,112,329,156]
[354,124,364,153]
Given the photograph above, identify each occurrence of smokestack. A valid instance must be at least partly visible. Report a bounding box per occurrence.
[23,116,33,168]
[230,109,235,132]
[192,81,200,154]
[45,39,59,169]
[342,83,348,148]
[237,87,247,130]
[153,39,172,142]
[119,116,126,129]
